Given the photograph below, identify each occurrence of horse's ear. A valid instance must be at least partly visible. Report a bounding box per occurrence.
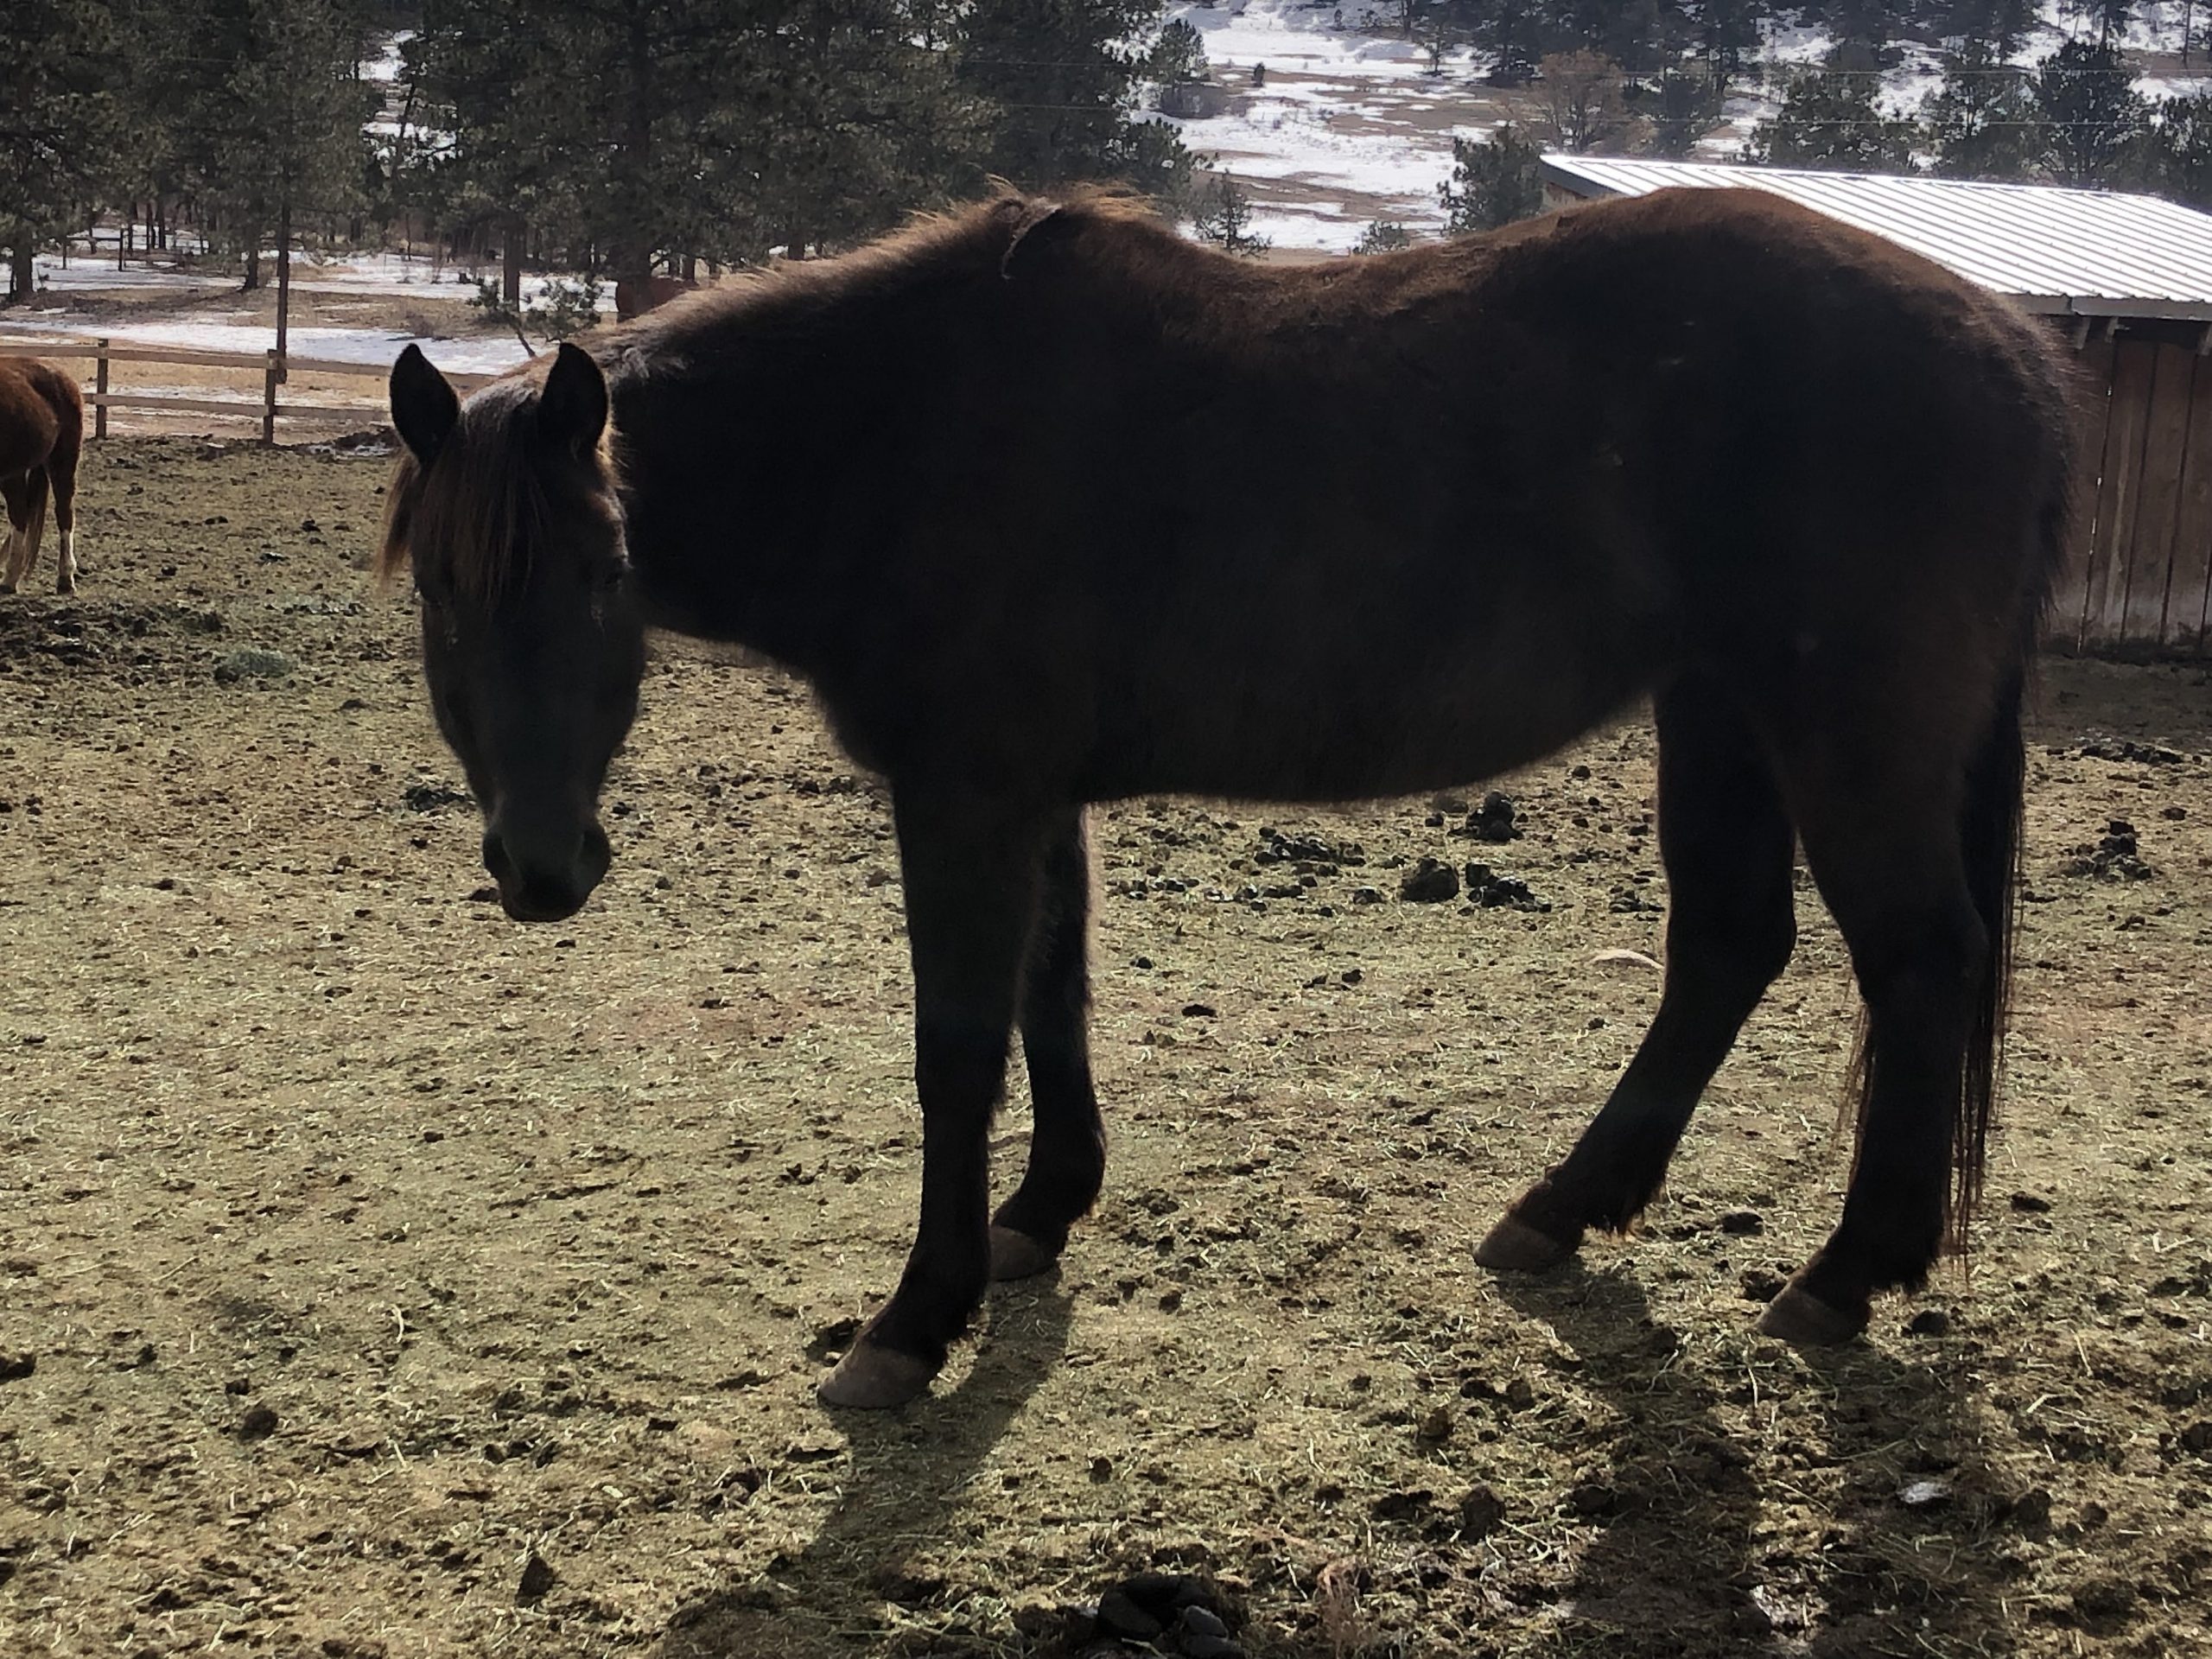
[1001,200,1080,280]
[390,344,459,465]
[539,341,608,456]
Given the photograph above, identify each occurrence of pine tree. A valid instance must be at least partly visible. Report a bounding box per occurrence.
[1148,19,1210,88]
[1474,0,1547,86]
[2154,92,2212,209]
[1695,0,1761,79]
[957,0,1191,196]
[1747,70,1916,171]
[1440,123,1544,232]
[1190,170,1270,255]
[0,0,132,300]
[1642,62,1726,156]
[162,0,376,289]
[1353,219,1414,252]
[2033,37,2148,187]
[1923,42,2044,180]
[1947,0,2037,57]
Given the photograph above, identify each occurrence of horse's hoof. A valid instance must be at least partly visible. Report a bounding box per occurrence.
[55,582,73,597]
[1757,1281,1867,1347]
[816,1339,937,1409]
[1475,1214,1576,1273]
[988,1225,1057,1281]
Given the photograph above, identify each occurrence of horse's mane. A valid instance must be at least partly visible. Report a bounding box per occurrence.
[377,188,1160,598]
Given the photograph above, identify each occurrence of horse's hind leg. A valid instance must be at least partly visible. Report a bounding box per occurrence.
[1479,674,1796,1270]
[818,789,1051,1410]
[992,809,1108,1281]
[1756,739,1991,1344]
[0,474,29,593]
[48,441,78,595]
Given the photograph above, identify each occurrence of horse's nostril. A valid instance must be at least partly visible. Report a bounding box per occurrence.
[481,830,513,882]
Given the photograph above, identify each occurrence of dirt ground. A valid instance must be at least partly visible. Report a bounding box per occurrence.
[1,439,2209,1659]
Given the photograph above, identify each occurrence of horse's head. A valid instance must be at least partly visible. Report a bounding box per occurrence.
[381,342,645,924]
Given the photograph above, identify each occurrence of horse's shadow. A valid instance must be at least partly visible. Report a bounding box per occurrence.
[655,1280,1073,1659]
[1491,1264,1766,1656]
[1494,1264,2014,1656]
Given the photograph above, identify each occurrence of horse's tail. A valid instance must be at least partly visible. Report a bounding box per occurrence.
[15,467,48,569]
[1950,654,2025,1253]
[1942,474,2069,1252]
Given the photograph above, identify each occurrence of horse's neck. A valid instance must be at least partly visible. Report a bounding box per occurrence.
[608,344,833,666]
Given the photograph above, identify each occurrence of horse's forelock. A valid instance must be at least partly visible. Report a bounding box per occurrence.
[377,385,610,603]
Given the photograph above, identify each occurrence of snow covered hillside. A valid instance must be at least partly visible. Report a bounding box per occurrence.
[1160,0,2212,251]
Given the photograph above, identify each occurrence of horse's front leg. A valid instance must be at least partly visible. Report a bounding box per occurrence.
[992,808,1107,1280]
[817,788,1051,1410]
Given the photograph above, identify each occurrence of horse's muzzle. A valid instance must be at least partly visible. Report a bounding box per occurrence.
[482,818,612,924]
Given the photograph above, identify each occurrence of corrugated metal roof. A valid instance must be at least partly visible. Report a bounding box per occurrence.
[1541,155,2212,321]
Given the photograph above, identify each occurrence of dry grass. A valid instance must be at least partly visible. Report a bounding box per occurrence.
[0,440,2205,1658]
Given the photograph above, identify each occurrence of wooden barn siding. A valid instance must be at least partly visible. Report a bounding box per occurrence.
[2054,334,2212,660]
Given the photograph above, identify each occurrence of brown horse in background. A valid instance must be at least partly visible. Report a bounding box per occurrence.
[613,273,698,320]
[0,358,85,595]
[379,188,2078,1410]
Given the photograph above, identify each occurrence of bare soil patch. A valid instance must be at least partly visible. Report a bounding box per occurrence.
[1,441,2208,1657]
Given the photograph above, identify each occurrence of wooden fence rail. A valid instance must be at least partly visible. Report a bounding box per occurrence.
[0,336,499,442]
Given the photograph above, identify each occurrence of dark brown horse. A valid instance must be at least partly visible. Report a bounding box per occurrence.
[0,358,85,596]
[381,188,2076,1410]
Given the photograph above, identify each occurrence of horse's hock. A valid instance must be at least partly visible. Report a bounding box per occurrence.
[1543,156,2212,661]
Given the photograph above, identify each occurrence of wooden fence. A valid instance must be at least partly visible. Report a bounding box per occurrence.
[2050,331,2212,659]
[0,336,496,443]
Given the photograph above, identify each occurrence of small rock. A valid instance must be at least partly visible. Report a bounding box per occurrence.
[0,1351,34,1382]
[2009,1192,2053,1213]
[1905,1307,1950,1338]
[2180,1419,2212,1454]
[1456,791,1521,843]
[1181,1002,1217,1018]
[1503,1376,1536,1410]
[213,648,296,685]
[1414,1404,1453,1444]
[1459,1484,1505,1537]
[1179,1605,1230,1639]
[1719,1210,1764,1236]
[1400,858,1459,903]
[1464,861,1546,910]
[516,1551,556,1603]
[236,1402,280,1440]
[1897,1478,1951,1510]
[1738,1268,1786,1303]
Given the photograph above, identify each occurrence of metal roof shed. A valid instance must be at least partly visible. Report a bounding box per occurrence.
[1542,155,2212,659]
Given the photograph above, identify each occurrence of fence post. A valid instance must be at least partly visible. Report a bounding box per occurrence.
[262,349,279,446]
[94,340,109,441]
